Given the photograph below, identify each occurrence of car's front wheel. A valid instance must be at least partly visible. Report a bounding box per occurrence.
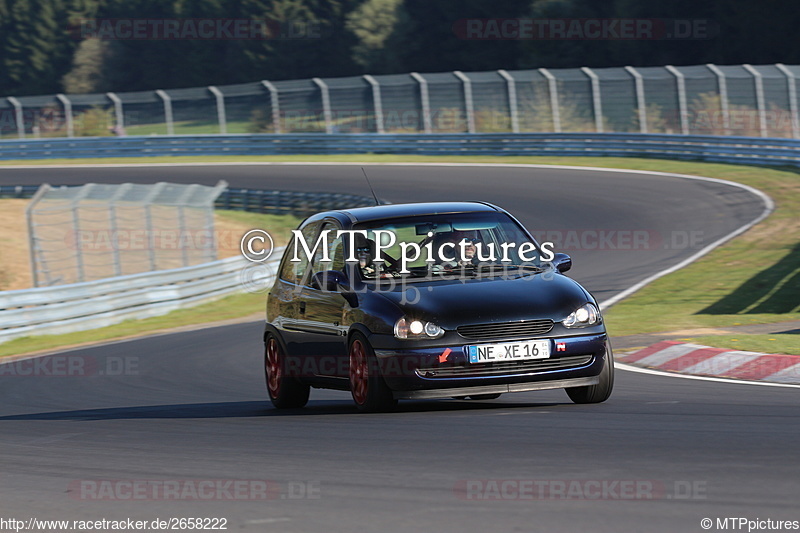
[566,342,614,404]
[265,334,310,409]
[349,333,397,413]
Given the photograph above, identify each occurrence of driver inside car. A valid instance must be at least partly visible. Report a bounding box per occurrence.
[354,234,397,278]
[431,230,480,271]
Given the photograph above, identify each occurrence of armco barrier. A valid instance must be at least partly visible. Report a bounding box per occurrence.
[1,185,375,217]
[0,253,281,345]
[1,132,800,167]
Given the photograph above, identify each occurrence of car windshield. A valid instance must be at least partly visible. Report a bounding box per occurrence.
[352,211,546,280]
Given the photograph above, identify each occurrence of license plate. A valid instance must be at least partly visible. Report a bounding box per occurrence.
[467,340,550,364]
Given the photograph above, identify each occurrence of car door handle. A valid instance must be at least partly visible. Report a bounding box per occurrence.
[299,301,306,314]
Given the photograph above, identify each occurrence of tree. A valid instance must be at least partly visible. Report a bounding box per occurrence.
[345,0,405,72]
[61,38,111,93]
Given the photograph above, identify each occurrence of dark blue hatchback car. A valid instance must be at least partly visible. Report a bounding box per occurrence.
[264,201,613,412]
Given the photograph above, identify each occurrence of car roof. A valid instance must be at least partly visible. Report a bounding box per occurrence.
[336,201,500,224]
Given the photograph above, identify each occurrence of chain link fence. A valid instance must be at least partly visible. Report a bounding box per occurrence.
[2,63,799,140]
[26,181,227,287]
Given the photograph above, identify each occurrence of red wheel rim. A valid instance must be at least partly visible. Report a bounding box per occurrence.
[349,340,369,405]
[266,338,282,398]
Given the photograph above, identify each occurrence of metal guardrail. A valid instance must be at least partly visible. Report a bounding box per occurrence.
[1,185,376,217]
[0,254,281,345]
[1,133,800,168]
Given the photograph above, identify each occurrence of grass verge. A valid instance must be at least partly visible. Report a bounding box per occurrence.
[0,154,797,357]
[0,292,264,358]
[679,335,799,356]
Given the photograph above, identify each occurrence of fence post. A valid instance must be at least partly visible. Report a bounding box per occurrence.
[107,183,132,277]
[410,72,432,134]
[55,94,74,138]
[208,86,227,135]
[453,71,475,133]
[624,66,647,133]
[581,67,604,133]
[665,65,689,134]
[261,81,281,134]
[363,75,385,134]
[7,97,25,139]
[538,68,561,133]
[25,184,51,287]
[312,78,333,134]
[142,182,167,271]
[176,185,200,267]
[106,92,124,133]
[706,64,731,136]
[207,180,228,262]
[743,64,768,137]
[155,90,175,135]
[497,69,519,133]
[775,63,799,139]
[69,184,95,283]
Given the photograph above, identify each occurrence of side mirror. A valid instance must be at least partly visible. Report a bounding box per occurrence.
[310,270,350,292]
[552,253,572,273]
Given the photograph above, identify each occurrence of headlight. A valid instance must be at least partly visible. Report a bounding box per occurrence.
[394,317,445,339]
[563,303,601,328]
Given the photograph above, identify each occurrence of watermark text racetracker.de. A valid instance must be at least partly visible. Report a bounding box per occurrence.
[0,355,138,377]
[453,18,716,40]
[454,479,707,501]
[69,479,321,501]
[72,18,325,40]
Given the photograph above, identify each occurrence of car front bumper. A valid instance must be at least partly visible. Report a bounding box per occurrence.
[371,332,608,393]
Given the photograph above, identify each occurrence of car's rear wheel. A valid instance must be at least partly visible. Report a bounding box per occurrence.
[566,342,614,404]
[265,334,309,409]
[349,333,397,413]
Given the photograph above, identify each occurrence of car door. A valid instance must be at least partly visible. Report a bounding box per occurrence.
[294,221,350,378]
[273,221,319,361]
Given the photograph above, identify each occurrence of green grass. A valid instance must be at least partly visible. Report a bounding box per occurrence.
[123,119,254,136]
[680,335,799,355]
[217,209,302,245]
[1,154,798,356]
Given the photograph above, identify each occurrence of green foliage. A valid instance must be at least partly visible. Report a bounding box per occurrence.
[1,0,97,95]
[2,0,800,98]
[345,0,403,70]
[61,38,111,93]
[74,106,113,136]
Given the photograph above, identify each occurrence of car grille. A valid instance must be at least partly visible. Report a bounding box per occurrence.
[457,319,554,340]
[417,355,593,379]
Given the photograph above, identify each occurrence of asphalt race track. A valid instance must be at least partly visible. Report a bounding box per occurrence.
[1,164,797,532]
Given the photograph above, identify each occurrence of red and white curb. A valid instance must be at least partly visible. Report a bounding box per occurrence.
[617,341,800,385]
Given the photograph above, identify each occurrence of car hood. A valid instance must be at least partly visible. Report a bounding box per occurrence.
[371,272,591,328]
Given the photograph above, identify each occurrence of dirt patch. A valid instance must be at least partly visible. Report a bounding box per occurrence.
[0,199,32,291]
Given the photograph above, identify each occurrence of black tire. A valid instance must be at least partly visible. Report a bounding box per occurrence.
[265,334,310,409]
[348,332,397,413]
[468,393,502,400]
[566,341,614,404]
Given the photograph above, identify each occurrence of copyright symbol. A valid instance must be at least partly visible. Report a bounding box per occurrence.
[241,229,274,263]
[239,262,276,294]
[701,518,713,530]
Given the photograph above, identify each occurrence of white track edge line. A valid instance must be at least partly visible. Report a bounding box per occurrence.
[616,362,800,388]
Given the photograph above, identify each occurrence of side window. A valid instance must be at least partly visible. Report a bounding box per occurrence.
[278,222,319,285]
[308,222,344,284]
